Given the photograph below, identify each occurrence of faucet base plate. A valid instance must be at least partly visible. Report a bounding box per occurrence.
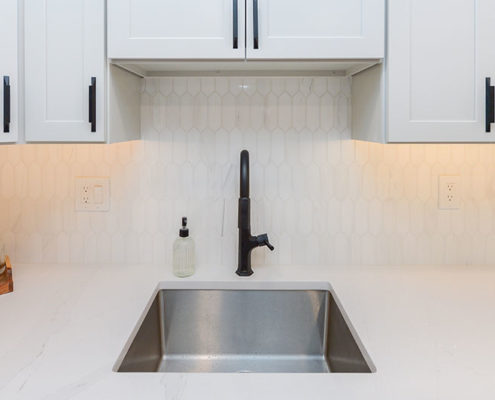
[235,269,254,277]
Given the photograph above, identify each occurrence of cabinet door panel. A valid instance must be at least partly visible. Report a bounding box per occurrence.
[108,0,245,59]
[388,0,495,142]
[246,0,384,59]
[25,0,105,142]
[0,0,18,143]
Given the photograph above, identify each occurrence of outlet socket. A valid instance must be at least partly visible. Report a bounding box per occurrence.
[438,175,461,210]
[75,177,110,212]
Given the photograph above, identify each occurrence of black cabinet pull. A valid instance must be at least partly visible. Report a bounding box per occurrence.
[233,0,238,49]
[486,78,495,133]
[3,76,10,133]
[88,77,96,132]
[486,78,494,133]
[253,0,259,49]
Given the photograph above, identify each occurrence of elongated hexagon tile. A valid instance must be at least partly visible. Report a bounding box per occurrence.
[271,78,285,96]
[187,77,201,96]
[158,78,173,96]
[264,92,278,132]
[221,93,236,131]
[250,93,264,131]
[292,92,306,132]
[180,93,194,131]
[200,77,215,95]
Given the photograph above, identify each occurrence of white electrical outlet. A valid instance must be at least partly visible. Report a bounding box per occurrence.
[75,177,110,212]
[438,175,461,210]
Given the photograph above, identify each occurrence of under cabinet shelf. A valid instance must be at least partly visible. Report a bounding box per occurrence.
[110,59,382,78]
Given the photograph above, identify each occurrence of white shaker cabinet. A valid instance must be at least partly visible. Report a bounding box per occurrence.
[246,0,385,60]
[353,0,495,143]
[24,0,105,142]
[0,0,18,143]
[108,0,246,60]
[388,0,495,142]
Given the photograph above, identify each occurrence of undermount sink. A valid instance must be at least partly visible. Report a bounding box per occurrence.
[114,282,374,374]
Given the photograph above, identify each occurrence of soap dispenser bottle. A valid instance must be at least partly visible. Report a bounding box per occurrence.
[173,217,195,278]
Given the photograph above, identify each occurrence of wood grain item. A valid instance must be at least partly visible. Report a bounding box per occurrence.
[0,256,13,295]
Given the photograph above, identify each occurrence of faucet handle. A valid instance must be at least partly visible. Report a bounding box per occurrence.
[257,234,274,251]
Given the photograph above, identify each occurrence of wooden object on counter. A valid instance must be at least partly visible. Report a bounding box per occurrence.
[0,256,13,295]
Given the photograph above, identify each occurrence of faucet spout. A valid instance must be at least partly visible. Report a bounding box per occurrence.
[240,149,250,198]
[236,150,274,277]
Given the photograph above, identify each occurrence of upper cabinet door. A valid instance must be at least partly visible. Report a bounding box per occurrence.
[108,0,246,59]
[388,0,495,142]
[0,0,18,143]
[246,0,385,59]
[25,0,105,142]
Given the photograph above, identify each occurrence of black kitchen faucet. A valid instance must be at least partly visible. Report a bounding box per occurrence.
[236,150,274,276]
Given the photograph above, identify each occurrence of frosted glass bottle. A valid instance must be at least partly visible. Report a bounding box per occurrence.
[173,217,195,278]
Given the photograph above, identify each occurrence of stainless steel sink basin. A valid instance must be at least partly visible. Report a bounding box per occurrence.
[115,283,374,373]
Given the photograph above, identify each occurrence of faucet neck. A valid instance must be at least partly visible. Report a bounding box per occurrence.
[240,150,250,198]
[238,198,251,230]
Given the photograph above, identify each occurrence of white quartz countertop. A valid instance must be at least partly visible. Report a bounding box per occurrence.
[1,263,495,399]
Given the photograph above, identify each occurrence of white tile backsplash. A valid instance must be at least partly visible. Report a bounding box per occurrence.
[2,76,495,266]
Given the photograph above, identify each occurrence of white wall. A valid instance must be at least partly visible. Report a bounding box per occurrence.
[1,76,495,266]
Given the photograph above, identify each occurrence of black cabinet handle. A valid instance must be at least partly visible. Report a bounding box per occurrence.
[88,77,96,132]
[3,76,10,133]
[253,0,259,49]
[233,0,238,49]
[486,78,494,133]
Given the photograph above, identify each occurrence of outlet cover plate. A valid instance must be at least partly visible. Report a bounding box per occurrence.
[75,177,110,212]
[438,175,461,210]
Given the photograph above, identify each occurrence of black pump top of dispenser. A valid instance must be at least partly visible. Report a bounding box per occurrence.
[179,217,189,238]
